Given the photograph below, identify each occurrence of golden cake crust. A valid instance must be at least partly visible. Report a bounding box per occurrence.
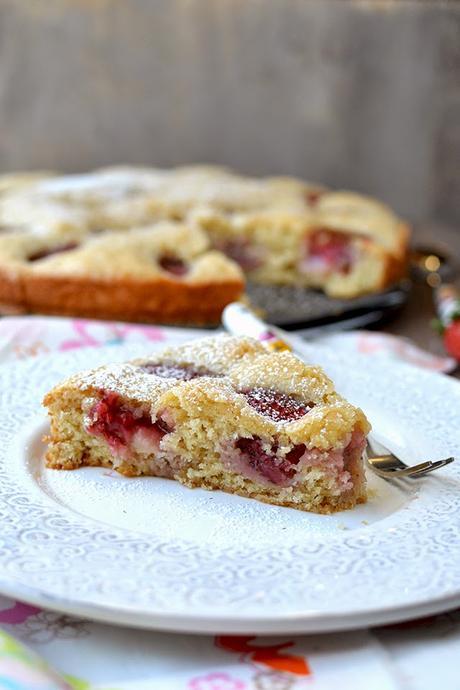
[20,274,243,325]
[0,223,244,324]
[0,165,410,319]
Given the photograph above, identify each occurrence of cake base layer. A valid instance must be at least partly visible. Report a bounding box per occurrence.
[0,270,243,325]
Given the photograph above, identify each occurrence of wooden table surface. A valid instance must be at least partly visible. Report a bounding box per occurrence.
[385,223,460,379]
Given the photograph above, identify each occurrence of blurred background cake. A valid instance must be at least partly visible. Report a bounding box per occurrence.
[0,0,457,226]
[0,0,458,332]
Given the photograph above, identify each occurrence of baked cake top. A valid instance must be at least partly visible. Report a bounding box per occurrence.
[0,166,406,254]
[0,223,243,283]
[45,334,370,448]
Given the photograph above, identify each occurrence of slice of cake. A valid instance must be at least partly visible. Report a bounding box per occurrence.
[44,335,370,513]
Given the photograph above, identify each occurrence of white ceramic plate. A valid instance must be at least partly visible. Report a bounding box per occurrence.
[1,339,459,634]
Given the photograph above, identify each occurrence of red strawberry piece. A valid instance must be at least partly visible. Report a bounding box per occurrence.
[243,388,313,422]
[444,321,460,360]
[217,239,262,271]
[235,437,306,485]
[87,391,171,452]
[307,229,355,274]
[304,189,323,207]
[28,242,79,262]
[158,256,188,276]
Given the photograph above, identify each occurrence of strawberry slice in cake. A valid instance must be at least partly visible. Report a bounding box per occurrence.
[44,335,370,513]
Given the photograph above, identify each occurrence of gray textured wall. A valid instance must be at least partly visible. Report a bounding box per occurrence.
[0,0,459,224]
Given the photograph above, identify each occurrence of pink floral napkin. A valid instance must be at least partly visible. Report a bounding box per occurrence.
[0,315,454,373]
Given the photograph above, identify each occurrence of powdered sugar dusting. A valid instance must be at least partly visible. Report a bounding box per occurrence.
[50,335,369,442]
[37,460,391,547]
[140,362,219,380]
[155,334,267,374]
[243,388,314,423]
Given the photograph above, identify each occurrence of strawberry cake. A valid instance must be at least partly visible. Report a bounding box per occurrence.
[44,335,371,513]
[0,166,409,322]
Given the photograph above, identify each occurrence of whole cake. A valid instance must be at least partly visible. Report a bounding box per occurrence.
[44,335,371,513]
[0,165,409,323]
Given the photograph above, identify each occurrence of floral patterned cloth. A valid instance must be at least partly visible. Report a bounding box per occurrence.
[0,315,458,690]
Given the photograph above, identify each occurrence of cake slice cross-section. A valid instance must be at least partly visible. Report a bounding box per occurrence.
[44,335,371,513]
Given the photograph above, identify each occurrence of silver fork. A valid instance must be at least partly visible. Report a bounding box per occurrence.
[367,437,455,479]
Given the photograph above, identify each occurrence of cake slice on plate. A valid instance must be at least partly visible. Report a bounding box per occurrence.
[44,335,371,513]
